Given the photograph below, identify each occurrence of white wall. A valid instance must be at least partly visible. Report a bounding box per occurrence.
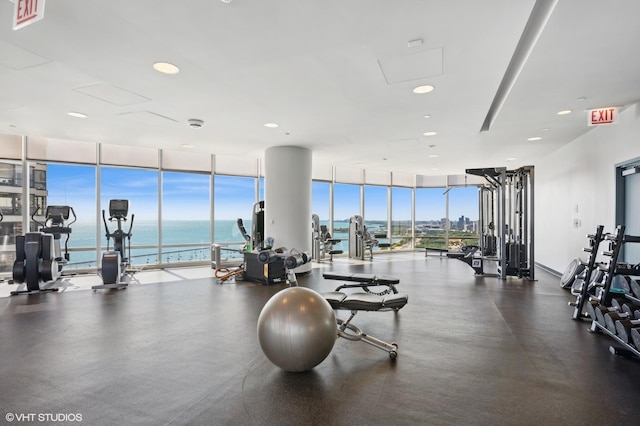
[536,103,640,273]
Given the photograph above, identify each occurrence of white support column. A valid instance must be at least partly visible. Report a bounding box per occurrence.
[264,146,312,273]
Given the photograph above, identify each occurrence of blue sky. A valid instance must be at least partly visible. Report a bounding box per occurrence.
[47,164,478,223]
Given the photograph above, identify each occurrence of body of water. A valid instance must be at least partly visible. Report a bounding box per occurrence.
[60,219,359,269]
[1,219,419,272]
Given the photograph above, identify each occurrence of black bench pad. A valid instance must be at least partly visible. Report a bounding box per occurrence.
[322,291,408,311]
[322,273,400,285]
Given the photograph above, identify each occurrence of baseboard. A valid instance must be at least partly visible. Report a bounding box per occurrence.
[535,262,562,277]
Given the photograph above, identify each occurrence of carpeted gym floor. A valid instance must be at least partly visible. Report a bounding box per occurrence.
[1,252,639,425]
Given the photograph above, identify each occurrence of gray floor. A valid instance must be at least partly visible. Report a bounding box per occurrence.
[1,252,639,426]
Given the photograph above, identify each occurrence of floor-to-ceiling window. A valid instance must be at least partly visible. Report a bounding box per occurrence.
[415,187,447,249]
[391,187,412,249]
[1,134,495,277]
[312,180,343,256]
[333,183,360,241]
[448,186,480,250]
[214,174,257,255]
[46,163,97,270]
[162,171,211,265]
[101,166,158,266]
[0,161,24,273]
[364,185,389,249]
[312,181,331,227]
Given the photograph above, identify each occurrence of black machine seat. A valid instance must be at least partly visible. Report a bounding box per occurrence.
[322,272,400,294]
[326,238,343,255]
[319,226,343,260]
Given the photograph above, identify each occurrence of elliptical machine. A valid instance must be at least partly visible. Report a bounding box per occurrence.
[12,205,76,295]
[93,199,134,290]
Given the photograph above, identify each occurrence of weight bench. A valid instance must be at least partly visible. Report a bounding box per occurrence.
[323,291,408,359]
[425,247,448,257]
[322,272,400,295]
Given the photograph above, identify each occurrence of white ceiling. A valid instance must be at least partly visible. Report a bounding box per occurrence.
[1,0,639,176]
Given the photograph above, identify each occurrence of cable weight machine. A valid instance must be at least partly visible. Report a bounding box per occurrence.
[463,166,535,280]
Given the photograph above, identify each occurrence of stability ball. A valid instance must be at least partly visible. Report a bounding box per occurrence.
[257,287,337,372]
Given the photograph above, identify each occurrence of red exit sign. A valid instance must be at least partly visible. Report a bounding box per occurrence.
[588,107,618,126]
[13,0,46,30]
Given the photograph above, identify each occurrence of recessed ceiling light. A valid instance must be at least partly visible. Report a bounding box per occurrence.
[577,97,586,102]
[181,144,193,149]
[264,122,279,128]
[423,131,438,136]
[67,112,88,118]
[428,154,439,158]
[527,137,542,141]
[153,62,180,75]
[424,114,431,118]
[413,84,435,94]
[557,109,572,115]
[542,127,550,131]
[506,157,517,161]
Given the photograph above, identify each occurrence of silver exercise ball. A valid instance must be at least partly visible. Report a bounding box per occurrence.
[257,287,337,372]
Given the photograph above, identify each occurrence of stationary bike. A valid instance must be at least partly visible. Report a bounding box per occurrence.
[93,199,134,290]
[12,205,76,295]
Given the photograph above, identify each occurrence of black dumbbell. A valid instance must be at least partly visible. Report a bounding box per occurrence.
[604,311,632,334]
[615,319,640,344]
[631,328,640,349]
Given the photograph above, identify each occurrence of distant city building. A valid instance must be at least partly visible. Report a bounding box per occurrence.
[0,161,48,272]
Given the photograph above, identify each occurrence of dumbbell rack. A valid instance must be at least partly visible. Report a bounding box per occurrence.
[587,225,640,357]
[571,225,605,320]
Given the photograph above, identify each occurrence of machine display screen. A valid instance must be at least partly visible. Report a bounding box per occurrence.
[46,205,70,219]
[109,199,129,218]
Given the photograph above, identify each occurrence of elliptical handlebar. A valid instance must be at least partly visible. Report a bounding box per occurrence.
[127,214,135,238]
[31,206,45,229]
[67,207,77,227]
[102,209,112,244]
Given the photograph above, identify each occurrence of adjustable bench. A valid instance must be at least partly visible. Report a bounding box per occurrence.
[425,247,448,257]
[322,290,408,359]
[322,272,400,295]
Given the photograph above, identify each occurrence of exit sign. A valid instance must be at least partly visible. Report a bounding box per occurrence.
[588,107,618,126]
[13,0,46,30]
